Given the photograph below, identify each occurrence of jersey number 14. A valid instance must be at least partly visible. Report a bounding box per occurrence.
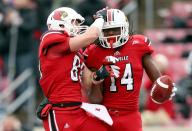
[110,63,134,92]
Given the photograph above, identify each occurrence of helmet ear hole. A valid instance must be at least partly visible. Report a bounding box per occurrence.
[59,24,65,28]
[76,19,82,24]
[48,24,51,29]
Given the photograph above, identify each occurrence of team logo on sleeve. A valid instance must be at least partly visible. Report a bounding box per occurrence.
[145,37,152,46]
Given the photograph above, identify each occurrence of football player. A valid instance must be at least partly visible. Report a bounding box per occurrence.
[84,8,177,131]
[37,7,117,131]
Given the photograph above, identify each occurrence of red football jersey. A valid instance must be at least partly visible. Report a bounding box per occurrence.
[84,35,153,111]
[39,31,84,103]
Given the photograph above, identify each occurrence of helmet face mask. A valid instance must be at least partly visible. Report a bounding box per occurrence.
[47,7,88,36]
[99,9,129,48]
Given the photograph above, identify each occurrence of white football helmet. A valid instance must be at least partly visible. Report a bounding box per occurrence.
[99,9,129,48]
[47,7,87,36]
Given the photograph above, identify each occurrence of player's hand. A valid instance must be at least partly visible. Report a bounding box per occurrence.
[94,56,119,81]
[93,7,108,20]
[169,83,177,100]
[103,56,120,78]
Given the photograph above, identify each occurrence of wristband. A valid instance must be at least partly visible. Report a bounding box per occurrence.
[90,18,104,31]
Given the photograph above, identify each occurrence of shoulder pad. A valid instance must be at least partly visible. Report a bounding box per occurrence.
[40,30,65,41]
[131,34,152,46]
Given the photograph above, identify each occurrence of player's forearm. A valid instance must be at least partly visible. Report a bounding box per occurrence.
[69,18,104,51]
[87,84,103,104]
[143,54,161,82]
[81,66,93,93]
[81,66,103,103]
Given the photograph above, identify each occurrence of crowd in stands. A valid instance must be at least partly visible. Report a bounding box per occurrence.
[142,0,192,127]
[158,1,192,29]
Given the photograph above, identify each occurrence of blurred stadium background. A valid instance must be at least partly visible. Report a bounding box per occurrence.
[0,0,191,130]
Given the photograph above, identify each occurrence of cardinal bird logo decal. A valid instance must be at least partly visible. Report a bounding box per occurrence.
[53,10,68,20]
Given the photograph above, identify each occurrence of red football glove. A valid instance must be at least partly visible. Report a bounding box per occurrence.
[94,56,119,81]
[150,76,177,104]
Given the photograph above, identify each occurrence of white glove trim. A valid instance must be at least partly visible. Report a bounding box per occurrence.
[156,77,169,89]
[90,18,104,31]
[111,65,120,78]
